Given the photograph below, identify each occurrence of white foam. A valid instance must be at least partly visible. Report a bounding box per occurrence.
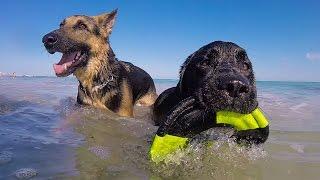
[14,168,37,179]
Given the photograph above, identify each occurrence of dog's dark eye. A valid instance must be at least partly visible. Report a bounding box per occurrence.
[200,59,210,67]
[79,23,87,29]
[75,21,88,30]
[243,62,251,70]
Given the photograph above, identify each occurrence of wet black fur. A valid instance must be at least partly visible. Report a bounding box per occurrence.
[153,41,269,144]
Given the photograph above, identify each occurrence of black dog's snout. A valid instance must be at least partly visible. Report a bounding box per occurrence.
[42,33,58,46]
[219,78,250,97]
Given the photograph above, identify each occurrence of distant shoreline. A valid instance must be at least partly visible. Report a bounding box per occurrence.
[0,75,319,83]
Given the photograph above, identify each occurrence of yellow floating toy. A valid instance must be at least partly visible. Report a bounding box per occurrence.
[150,108,269,163]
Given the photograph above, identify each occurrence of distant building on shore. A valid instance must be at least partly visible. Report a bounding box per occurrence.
[0,72,17,77]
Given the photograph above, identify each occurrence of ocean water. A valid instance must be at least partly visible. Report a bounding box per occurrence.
[0,77,320,179]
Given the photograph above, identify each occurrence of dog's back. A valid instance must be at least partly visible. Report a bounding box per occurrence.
[119,61,157,105]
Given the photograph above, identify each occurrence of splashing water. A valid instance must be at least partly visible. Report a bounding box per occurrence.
[149,128,267,179]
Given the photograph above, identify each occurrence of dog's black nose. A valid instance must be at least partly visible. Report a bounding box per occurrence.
[219,79,249,97]
[42,33,57,46]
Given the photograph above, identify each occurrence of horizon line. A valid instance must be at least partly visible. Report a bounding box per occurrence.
[1,75,319,83]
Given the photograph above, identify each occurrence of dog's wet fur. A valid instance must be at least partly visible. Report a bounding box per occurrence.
[153,41,269,144]
[43,10,157,117]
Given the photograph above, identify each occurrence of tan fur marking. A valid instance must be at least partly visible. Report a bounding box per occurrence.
[73,37,109,89]
[136,92,158,106]
[116,80,134,117]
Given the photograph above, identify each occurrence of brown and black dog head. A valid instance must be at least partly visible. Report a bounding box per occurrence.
[42,10,117,78]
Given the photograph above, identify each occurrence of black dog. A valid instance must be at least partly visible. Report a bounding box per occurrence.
[153,41,269,144]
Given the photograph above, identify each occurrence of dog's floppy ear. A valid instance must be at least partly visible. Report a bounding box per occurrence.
[95,9,118,35]
[178,53,194,94]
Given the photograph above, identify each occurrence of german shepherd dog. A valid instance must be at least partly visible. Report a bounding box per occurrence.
[42,10,157,117]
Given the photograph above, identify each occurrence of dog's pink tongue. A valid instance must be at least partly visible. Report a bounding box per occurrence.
[53,52,77,76]
[53,64,69,75]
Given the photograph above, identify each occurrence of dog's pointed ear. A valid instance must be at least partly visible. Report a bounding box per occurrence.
[95,9,118,35]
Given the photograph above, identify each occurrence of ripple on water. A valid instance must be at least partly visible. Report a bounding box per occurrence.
[290,143,305,153]
[0,150,13,165]
[106,165,126,176]
[14,168,37,179]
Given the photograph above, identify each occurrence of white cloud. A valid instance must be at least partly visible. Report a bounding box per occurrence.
[306,52,320,61]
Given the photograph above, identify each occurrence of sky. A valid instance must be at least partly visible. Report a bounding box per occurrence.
[0,0,320,81]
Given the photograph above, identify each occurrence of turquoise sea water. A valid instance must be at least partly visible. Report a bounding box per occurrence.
[0,77,320,179]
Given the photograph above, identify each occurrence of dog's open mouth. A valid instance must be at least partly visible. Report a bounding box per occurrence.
[53,51,87,77]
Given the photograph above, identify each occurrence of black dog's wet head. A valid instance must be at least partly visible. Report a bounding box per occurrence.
[179,41,257,113]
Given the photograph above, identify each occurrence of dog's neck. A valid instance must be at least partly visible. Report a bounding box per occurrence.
[74,41,116,91]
